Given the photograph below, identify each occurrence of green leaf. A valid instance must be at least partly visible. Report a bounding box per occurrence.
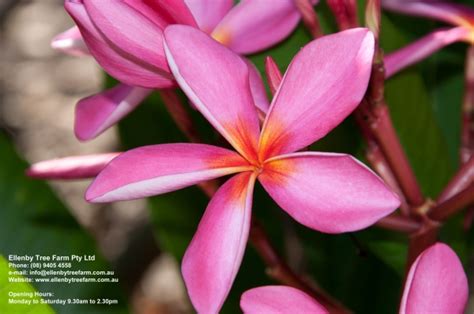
[0,255,55,314]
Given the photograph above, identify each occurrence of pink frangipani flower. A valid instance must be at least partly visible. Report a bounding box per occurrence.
[85,25,400,312]
[63,0,314,141]
[241,243,468,314]
[383,0,474,77]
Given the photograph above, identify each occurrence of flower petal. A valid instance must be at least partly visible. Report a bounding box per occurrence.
[385,27,470,78]
[259,28,374,160]
[83,1,168,71]
[164,25,261,161]
[246,59,270,114]
[65,0,174,88]
[183,172,256,313]
[382,0,474,27]
[211,0,304,54]
[185,0,233,33]
[75,84,152,141]
[400,243,468,314]
[26,153,120,180]
[51,26,90,57]
[259,152,400,233]
[86,144,251,202]
[123,0,173,29]
[151,0,198,27]
[240,286,328,314]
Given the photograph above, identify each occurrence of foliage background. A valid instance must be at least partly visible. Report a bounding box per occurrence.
[1,0,473,313]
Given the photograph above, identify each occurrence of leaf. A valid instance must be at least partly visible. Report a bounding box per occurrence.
[0,255,55,314]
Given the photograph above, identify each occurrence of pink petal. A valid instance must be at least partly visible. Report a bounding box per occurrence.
[259,28,375,160]
[164,25,261,161]
[65,0,174,88]
[75,84,152,141]
[211,0,305,54]
[259,152,400,233]
[86,144,251,202]
[246,59,270,114]
[51,26,90,57]
[240,286,328,314]
[83,1,168,71]
[400,243,468,314]
[382,0,474,27]
[184,0,233,33]
[385,27,470,78]
[26,153,120,180]
[123,0,173,29]
[183,172,256,313]
[265,56,283,95]
[151,0,198,27]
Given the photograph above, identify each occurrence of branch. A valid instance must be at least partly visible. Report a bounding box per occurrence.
[326,0,358,30]
[355,6,425,209]
[461,45,474,163]
[365,139,410,215]
[437,155,474,203]
[294,0,323,38]
[368,103,425,207]
[250,221,352,314]
[160,89,202,144]
[375,213,420,233]
[429,182,474,221]
[405,217,440,271]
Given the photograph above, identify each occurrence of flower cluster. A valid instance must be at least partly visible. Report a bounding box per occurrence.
[27,0,472,313]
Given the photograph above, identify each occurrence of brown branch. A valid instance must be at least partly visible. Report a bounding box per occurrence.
[368,103,425,207]
[326,0,358,30]
[354,16,425,210]
[365,140,410,215]
[159,89,202,144]
[461,45,474,163]
[250,221,352,314]
[294,0,323,38]
[405,217,440,271]
[375,213,420,233]
[437,155,474,203]
[429,182,474,222]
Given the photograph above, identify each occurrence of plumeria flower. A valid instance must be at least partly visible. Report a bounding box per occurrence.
[383,0,474,77]
[85,25,400,313]
[62,0,315,140]
[241,243,468,314]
